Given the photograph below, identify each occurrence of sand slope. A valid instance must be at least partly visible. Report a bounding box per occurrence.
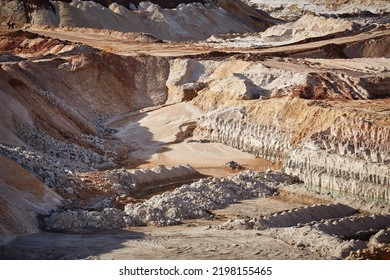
[109,102,272,170]
[0,155,62,245]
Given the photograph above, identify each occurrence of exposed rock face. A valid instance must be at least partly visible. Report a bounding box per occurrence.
[284,145,390,201]
[0,0,58,25]
[167,58,390,109]
[193,96,390,201]
[195,106,292,162]
[165,59,211,104]
[0,0,27,25]
[284,107,390,201]
[163,56,390,202]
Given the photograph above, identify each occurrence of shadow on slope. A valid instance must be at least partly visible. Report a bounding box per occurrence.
[0,230,145,260]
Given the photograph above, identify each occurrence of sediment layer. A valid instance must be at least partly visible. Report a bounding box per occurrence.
[193,97,390,201]
[1,27,389,251]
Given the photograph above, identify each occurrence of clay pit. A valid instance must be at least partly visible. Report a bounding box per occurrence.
[0,0,389,260]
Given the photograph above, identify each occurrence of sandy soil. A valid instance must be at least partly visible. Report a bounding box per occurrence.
[0,227,319,260]
[108,102,279,174]
[0,197,318,260]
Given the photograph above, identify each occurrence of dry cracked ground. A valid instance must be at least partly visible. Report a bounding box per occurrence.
[0,0,390,260]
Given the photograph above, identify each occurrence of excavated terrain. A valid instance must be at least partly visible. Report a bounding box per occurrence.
[248,0,390,20]
[0,0,389,260]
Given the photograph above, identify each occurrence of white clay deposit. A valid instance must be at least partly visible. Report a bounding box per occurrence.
[206,15,358,48]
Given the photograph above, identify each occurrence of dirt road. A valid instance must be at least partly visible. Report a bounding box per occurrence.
[0,197,318,260]
[26,25,390,57]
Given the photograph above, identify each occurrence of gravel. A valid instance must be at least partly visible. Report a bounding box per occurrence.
[43,170,298,230]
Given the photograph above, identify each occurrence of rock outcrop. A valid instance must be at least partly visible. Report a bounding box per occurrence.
[221,200,390,259]
[193,96,390,201]
[284,107,390,201]
[195,106,292,162]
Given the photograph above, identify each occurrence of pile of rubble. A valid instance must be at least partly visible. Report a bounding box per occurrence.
[43,170,298,230]
[105,165,201,195]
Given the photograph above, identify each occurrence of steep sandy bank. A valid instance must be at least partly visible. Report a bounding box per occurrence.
[0,155,61,245]
[0,42,172,206]
[193,97,390,201]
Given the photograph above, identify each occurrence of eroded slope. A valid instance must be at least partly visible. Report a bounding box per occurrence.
[1,0,274,41]
[0,18,389,259]
[0,155,61,245]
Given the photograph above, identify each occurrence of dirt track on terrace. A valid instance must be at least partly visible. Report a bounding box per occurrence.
[25,25,390,57]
